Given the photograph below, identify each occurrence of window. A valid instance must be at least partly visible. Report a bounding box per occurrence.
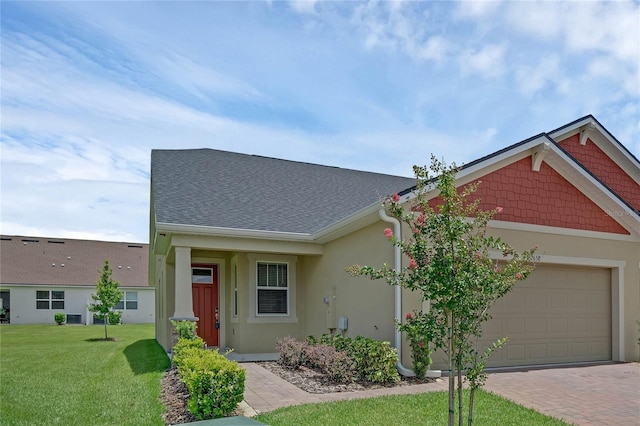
[36,290,64,310]
[233,264,238,317]
[256,262,288,315]
[115,292,138,310]
[192,268,213,284]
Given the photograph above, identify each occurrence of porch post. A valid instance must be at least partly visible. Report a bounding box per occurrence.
[171,246,197,320]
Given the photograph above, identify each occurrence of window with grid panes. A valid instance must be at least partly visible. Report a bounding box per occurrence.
[256,262,288,315]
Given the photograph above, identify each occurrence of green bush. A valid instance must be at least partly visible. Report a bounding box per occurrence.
[173,337,206,367]
[172,320,198,340]
[108,311,122,325]
[306,334,400,384]
[54,313,65,325]
[173,337,245,420]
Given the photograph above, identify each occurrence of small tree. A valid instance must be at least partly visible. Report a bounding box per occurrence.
[348,156,537,425]
[89,260,123,340]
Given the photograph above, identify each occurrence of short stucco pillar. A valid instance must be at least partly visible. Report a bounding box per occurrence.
[169,246,198,350]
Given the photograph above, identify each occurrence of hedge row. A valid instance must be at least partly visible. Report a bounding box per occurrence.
[173,337,246,420]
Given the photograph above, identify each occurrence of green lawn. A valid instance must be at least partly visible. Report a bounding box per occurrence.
[256,389,570,426]
[1,324,570,426]
[0,324,170,426]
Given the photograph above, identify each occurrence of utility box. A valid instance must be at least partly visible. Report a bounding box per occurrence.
[338,316,348,331]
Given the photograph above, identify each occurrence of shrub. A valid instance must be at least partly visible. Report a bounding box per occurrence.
[173,337,206,367]
[397,311,433,379]
[108,311,122,325]
[172,320,198,340]
[346,336,400,384]
[54,313,65,325]
[306,334,400,384]
[178,347,245,420]
[276,336,309,369]
[304,344,356,383]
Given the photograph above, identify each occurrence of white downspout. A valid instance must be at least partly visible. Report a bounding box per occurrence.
[379,208,415,377]
[379,207,441,378]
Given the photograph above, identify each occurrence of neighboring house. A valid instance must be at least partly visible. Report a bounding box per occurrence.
[150,115,639,374]
[0,236,154,325]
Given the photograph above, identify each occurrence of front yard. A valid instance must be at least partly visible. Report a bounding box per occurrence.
[1,324,571,426]
[0,324,169,426]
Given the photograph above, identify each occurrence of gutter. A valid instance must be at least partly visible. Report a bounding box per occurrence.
[379,207,441,378]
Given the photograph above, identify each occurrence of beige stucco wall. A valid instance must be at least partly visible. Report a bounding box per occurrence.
[302,221,397,343]
[399,224,640,370]
[153,219,638,368]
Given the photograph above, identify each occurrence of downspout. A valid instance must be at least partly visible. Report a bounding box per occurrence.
[379,208,415,377]
[379,208,442,378]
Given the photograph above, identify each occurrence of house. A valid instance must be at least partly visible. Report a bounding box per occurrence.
[0,236,155,325]
[150,115,639,373]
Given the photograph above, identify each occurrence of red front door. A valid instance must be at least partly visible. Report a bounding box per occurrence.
[192,265,219,346]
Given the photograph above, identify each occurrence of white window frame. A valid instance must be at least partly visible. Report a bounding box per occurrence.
[246,254,298,324]
[191,267,214,284]
[256,262,289,316]
[36,290,64,310]
[115,291,138,310]
[233,263,238,318]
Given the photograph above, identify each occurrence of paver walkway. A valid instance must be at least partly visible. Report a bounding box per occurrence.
[242,362,640,425]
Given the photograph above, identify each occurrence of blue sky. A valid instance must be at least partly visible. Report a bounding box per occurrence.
[1,0,639,243]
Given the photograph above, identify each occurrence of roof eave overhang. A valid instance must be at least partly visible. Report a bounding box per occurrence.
[153,202,387,253]
[548,116,640,184]
[312,202,383,244]
[155,222,314,241]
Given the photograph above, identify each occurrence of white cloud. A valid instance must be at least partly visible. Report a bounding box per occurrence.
[515,54,562,96]
[461,44,507,78]
[455,0,504,19]
[351,1,449,63]
[289,0,320,15]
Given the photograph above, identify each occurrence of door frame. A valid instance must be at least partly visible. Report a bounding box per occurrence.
[191,257,226,349]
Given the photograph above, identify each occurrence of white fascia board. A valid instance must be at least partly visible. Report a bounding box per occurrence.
[545,146,640,236]
[400,136,550,203]
[312,202,382,244]
[549,118,640,178]
[155,222,314,242]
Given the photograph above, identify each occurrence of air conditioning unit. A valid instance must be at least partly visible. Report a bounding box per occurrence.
[66,314,82,324]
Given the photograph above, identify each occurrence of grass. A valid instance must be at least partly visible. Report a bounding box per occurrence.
[0,324,170,426]
[256,389,571,426]
[1,324,570,426]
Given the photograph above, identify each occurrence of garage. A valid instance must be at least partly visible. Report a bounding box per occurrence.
[481,264,611,367]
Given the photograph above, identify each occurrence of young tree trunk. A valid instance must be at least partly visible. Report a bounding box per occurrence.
[457,358,464,426]
[448,310,454,426]
[103,314,108,340]
[468,388,476,426]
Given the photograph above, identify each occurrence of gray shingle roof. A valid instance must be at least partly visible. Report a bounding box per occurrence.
[151,149,415,234]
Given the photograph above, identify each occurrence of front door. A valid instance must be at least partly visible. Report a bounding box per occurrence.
[191,265,219,346]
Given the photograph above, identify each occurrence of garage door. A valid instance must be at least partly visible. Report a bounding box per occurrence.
[481,264,611,367]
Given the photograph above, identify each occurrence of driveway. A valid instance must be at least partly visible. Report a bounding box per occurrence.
[242,362,640,425]
[484,363,639,426]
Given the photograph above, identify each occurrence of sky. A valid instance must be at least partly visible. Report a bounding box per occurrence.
[1,0,639,244]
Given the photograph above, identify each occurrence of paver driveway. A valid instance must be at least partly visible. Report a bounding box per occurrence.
[242,362,639,425]
[484,363,640,426]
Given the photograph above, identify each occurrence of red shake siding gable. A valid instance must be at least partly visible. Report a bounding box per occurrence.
[558,134,640,211]
[428,158,629,235]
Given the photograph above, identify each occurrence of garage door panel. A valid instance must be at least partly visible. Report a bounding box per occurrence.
[480,265,611,367]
